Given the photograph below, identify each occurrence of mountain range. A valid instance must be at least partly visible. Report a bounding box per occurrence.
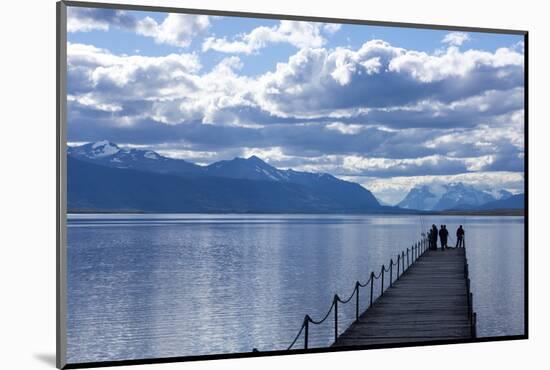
[68,141,384,213]
[475,193,524,210]
[397,183,523,211]
[68,141,524,214]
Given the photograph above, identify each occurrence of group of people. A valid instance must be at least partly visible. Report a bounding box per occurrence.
[428,224,465,251]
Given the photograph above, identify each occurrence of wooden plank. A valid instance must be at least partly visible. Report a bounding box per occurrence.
[333,248,472,347]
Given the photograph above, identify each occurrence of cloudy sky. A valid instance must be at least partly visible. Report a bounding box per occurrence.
[66,6,525,204]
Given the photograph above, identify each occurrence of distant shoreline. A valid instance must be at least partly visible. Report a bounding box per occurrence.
[437,209,524,216]
[67,209,524,216]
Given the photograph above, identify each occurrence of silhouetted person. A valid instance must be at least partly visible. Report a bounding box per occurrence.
[431,224,438,250]
[456,225,465,248]
[439,225,445,250]
[439,225,448,250]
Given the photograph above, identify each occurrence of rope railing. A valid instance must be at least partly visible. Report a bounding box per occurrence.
[286,236,430,350]
[284,234,477,351]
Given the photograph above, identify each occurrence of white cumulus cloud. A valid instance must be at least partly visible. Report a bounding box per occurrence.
[135,14,210,48]
[67,8,210,48]
[323,23,341,34]
[442,32,470,46]
[202,20,326,54]
[256,40,523,117]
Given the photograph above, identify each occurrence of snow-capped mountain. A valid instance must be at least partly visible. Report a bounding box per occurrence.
[398,183,516,211]
[494,189,514,200]
[205,155,351,186]
[433,183,495,211]
[205,155,292,182]
[68,140,120,158]
[397,185,439,211]
[204,155,380,209]
[68,141,202,176]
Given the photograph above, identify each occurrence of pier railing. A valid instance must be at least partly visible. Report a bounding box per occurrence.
[286,235,476,350]
[287,236,430,350]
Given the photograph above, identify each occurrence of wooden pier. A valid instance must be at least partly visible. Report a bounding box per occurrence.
[333,248,474,347]
[285,238,476,351]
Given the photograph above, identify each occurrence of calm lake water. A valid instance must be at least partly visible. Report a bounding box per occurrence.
[66,214,524,363]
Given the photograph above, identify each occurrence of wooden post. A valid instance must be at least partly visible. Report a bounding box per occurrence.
[355,282,360,321]
[396,255,401,280]
[467,278,471,318]
[304,315,309,350]
[472,312,477,338]
[334,295,338,342]
[381,265,385,295]
[370,272,374,307]
[407,248,409,268]
[402,251,405,273]
[390,259,393,287]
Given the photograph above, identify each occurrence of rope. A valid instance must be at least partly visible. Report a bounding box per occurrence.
[286,321,305,350]
[337,287,357,304]
[358,276,372,288]
[308,301,335,325]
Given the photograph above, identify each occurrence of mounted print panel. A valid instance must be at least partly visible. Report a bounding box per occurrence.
[57,1,527,368]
